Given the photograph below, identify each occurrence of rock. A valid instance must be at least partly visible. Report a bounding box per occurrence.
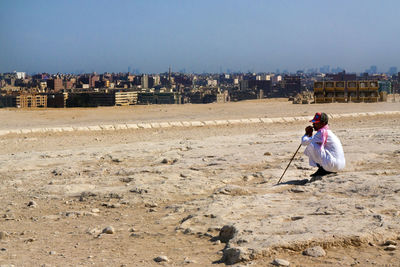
[27,200,37,207]
[108,192,123,199]
[183,228,193,234]
[161,158,177,164]
[216,185,249,196]
[51,169,62,176]
[384,245,396,251]
[291,216,304,221]
[79,191,97,201]
[91,208,100,213]
[144,202,158,208]
[272,258,290,266]
[242,175,252,182]
[154,255,169,262]
[120,177,134,183]
[130,188,148,194]
[303,246,326,257]
[384,240,397,246]
[222,247,247,265]
[102,226,115,234]
[183,257,196,264]
[219,225,238,243]
[0,231,9,240]
[290,187,306,193]
[264,152,272,156]
[49,251,56,255]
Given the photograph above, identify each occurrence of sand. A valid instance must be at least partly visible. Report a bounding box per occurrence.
[0,99,400,266]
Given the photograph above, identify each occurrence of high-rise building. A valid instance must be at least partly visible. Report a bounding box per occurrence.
[141,74,149,89]
[388,67,398,75]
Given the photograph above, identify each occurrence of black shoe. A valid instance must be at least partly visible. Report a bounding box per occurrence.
[310,167,334,177]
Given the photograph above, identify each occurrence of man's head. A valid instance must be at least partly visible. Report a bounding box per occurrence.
[310,112,328,131]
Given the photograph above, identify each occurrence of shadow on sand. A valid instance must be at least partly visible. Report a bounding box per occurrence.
[276,175,326,186]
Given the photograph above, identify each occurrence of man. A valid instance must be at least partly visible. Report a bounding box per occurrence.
[301,112,345,177]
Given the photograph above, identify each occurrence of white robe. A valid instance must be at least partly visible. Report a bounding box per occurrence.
[301,129,345,172]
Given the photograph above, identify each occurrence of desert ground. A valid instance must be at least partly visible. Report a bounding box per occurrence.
[0,99,400,266]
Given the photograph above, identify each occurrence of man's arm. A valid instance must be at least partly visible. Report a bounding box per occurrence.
[301,127,323,146]
[301,126,313,145]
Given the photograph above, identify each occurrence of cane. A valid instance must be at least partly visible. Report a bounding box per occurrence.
[277,143,302,184]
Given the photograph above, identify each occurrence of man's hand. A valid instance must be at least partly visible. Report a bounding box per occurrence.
[305,126,313,137]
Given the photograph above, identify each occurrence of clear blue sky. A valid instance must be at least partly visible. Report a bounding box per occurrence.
[1,0,399,74]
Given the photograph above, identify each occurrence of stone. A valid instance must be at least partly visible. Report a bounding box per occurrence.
[291,216,304,221]
[120,177,134,183]
[161,158,177,164]
[190,121,204,127]
[154,255,169,262]
[272,258,290,266]
[99,125,115,131]
[291,187,306,193]
[303,246,326,257]
[260,118,273,123]
[145,202,158,208]
[384,240,397,246]
[214,120,229,125]
[219,225,238,243]
[169,121,183,127]
[183,257,196,264]
[203,120,217,126]
[87,126,102,131]
[102,226,115,234]
[222,247,247,265]
[384,245,396,251]
[242,175,252,182]
[27,200,37,207]
[91,208,100,213]
[49,251,56,255]
[228,119,242,124]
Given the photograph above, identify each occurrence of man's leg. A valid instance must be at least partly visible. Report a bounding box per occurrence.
[305,144,336,177]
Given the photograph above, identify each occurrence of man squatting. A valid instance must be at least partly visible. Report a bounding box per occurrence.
[302,112,346,177]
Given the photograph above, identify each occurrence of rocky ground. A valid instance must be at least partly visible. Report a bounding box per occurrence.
[0,100,400,266]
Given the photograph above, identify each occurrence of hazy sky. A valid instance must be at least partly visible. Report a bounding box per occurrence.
[1,0,399,74]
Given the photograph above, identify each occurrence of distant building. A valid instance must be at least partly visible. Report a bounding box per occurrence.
[141,74,149,89]
[15,72,26,79]
[90,75,99,88]
[207,79,218,87]
[47,77,63,92]
[388,67,398,75]
[326,71,357,81]
[0,93,47,108]
[283,75,302,96]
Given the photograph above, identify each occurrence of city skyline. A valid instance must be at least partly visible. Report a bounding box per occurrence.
[1,0,399,74]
